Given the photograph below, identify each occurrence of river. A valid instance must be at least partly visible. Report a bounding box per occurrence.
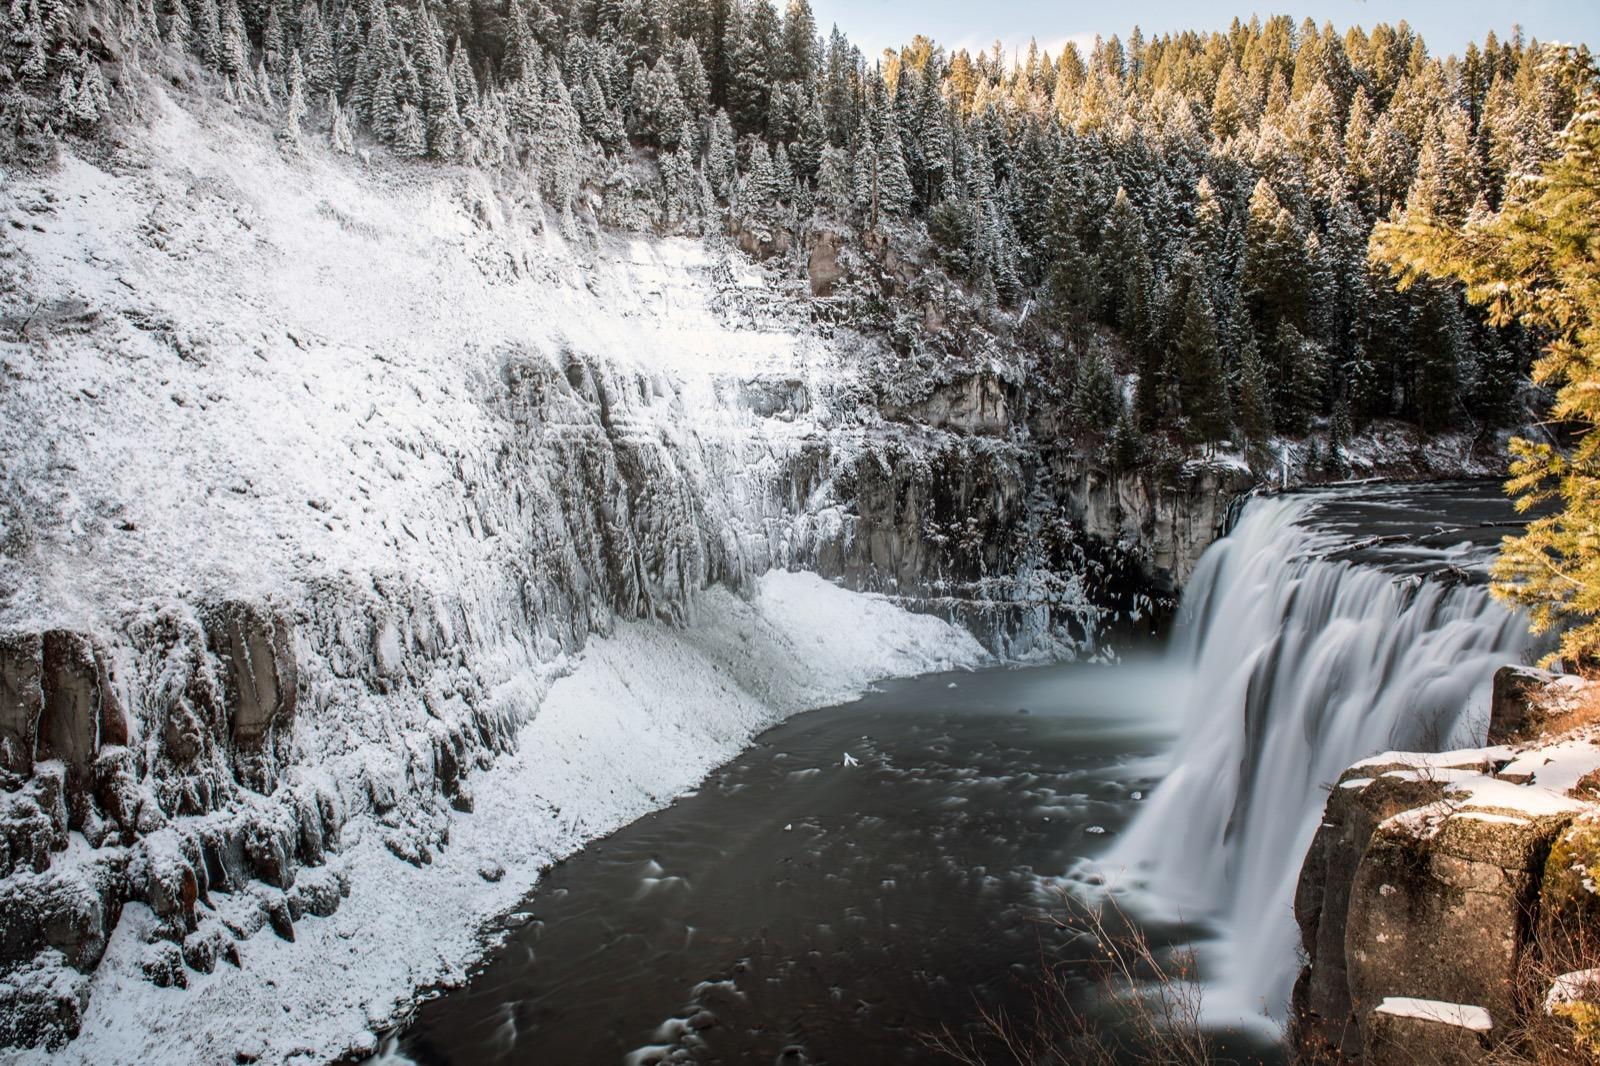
[380,480,1534,1065]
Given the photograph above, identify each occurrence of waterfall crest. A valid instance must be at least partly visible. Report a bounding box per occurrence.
[1102,488,1533,1021]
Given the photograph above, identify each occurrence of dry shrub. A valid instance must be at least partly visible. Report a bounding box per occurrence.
[1486,909,1600,1064]
[1531,675,1600,741]
[920,893,1221,1066]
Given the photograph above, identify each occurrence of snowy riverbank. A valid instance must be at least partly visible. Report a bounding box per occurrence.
[13,571,984,1066]
[0,78,1064,1061]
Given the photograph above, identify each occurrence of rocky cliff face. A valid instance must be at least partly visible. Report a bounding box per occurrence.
[1292,669,1600,1064]
[0,75,1252,1055]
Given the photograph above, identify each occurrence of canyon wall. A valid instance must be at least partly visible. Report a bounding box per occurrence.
[0,76,1248,1057]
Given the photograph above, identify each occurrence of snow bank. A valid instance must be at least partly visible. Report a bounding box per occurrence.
[23,571,984,1066]
[1500,738,1600,794]
[1373,997,1495,1032]
[1364,736,1600,844]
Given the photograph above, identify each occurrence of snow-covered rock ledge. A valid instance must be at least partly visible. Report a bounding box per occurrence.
[5,572,984,1065]
[1291,672,1600,1064]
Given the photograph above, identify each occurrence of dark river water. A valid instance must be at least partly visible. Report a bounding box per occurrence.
[384,481,1527,1066]
[386,661,1281,1065]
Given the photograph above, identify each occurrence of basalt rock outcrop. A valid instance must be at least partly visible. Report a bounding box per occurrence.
[1292,675,1600,1064]
[0,605,345,1048]
[0,344,1248,1052]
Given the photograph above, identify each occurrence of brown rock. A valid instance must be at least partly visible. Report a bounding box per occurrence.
[1345,807,1571,1029]
[36,632,122,810]
[1293,773,1451,1061]
[206,603,297,793]
[807,230,844,296]
[0,633,43,777]
[885,374,1015,437]
[1488,665,1555,744]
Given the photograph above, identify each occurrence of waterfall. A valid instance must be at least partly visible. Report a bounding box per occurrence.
[1101,488,1533,1023]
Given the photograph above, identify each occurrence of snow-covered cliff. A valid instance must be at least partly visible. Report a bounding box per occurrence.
[0,77,1234,1061]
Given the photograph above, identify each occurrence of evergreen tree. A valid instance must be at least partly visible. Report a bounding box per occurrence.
[791,95,826,183]
[55,54,107,128]
[1096,188,1146,326]
[333,3,361,89]
[705,107,737,197]
[1270,321,1325,434]
[916,70,953,205]
[55,68,78,125]
[1409,281,1464,431]
[673,36,711,119]
[660,142,699,228]
[632,55,688,148]
[728,0,778,134]
[449,45,477,115]
[1404,118,1450,221]
[779,0,816,83]
[1045,230,1096,352]
[1070,344,1121,435]
[1235,329,1274,449]
[425,58,465,160]
[812,145,852,223]
[217,0,246,77]
[874,113,913,218]
[329,91,354,153]
[370,57,400,141]
[192,0,220,71]
[821,25,857,143]
[1243,178,1308,337]
[1326,392,1353,477]
[280,50,306,151]
[503,0,537,77]
[262,0,285,73]
[1110,404,1144,469]
[393,102,426,156]
[302,6,334,98]
[1173,275,1231,447]
[739,137,786,239]
[576,69,625,148]
[533,57,583,211]
[1302,436,1323,480]
[158,0,191,51]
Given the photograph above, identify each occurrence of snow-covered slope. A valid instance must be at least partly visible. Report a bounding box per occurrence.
[40,572,984,1065]
[0,83,827,627]
[0,82,1048,1061]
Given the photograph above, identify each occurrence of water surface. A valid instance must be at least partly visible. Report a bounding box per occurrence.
[391,661,1280,1064]
[392,480,1530,1065]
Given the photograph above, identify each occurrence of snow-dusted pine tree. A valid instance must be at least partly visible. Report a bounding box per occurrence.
[328,92,353,153]
[279,51,306,152]
[393,102,426,157]
[705,108,736,200]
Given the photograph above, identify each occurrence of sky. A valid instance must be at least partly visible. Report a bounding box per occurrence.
[809,1,1600,67]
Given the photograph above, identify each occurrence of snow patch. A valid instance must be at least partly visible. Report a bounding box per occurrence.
[1373,997,1494,1032]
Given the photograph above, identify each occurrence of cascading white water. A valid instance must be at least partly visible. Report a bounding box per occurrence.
[1102,488,1534,1023]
